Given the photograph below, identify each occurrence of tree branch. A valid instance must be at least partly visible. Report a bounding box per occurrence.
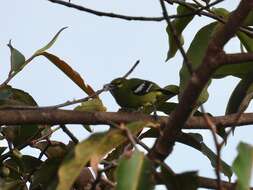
[47,0,164,22]
[148,0,253,161]
[197,176,242,190]
[224,52,253,64]
[198,176,245,189]
[0,109,252,130]
[157,173,252,189]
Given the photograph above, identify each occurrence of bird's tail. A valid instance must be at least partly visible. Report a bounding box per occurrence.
[157,85,179,101]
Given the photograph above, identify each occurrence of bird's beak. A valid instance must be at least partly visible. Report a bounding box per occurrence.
[103,83,115,91]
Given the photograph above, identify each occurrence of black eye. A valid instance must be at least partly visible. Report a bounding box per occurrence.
[110,79,122,89]
[111,79,121,86]
[115,81,121,85]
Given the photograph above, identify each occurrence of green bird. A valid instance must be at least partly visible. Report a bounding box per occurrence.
[109,77,179,111]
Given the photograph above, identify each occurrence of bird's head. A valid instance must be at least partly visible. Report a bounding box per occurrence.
[109,78,126,90]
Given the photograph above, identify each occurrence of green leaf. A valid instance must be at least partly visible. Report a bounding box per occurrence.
[238,32,253,52]
[201,143,232,180]
[57,121,148,190]
[33,141,69,159]
[5,27,67,77]
[0,166,10,177]
[3,159,22,180]
[0,86,40,148]
[0,86,37,107]
[7,41,26,73]
[0,179,25,190]
[74,98,107,112]
[20,155,43,174]
[211,7,229,19]
[226,73,253,115]
[166,4,195,60]
[40,52,96,96]
[4,155,42,177]
[179,22,217,105]
[74,98,106,132]
[34,27,67,56]
[2,124,39,148]
[116,150,154,190]
[243,11,253,26]
[232,142,253,190]
[177,133,233,180]
[30,158,62,190]
[160,167,198,190]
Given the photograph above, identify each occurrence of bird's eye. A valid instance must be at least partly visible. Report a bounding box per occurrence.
[110,79,123,89]
[115,81,122,86]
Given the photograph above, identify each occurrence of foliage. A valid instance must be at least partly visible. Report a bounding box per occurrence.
[1,1,253,190]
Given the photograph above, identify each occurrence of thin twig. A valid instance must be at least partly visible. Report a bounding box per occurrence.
[47,0,164,22]
[24,142,50,184]
[159,0,193,73]
[0,60,140,110]
[0,86,108,110]
[134,137,151,152]
[0,55,35,88]
[47,0,253,38]
[91,164,116,190]
[31,126,61,144]
[122,60,140,79]
[168,0,253,37]
[200,106,222,190]
[60,124,79,144]
[219,111,245,148]
[118,123,137,149]
[24,141,51,183]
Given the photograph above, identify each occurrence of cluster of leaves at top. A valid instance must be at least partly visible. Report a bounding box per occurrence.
[0,2,253,190]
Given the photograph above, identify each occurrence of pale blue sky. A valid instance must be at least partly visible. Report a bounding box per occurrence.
[1,0,252,189]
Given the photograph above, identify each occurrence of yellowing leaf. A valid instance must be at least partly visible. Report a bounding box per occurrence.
[74,98,106,112]
[41,52,96,96]
[33,141,68,159]
[57,122,147,190]
[74,98,106,132]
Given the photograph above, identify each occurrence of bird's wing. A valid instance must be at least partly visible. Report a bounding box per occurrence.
[130,78,160,96]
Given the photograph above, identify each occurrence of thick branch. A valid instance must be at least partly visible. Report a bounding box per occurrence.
[148,0,253,161]
[225,52,253,64]
[198,176,245,190]
[0,109,253,129]
[157,173,252,189]
[47,0,164,21]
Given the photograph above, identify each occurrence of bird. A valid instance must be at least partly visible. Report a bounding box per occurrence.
[109,77,178,111]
